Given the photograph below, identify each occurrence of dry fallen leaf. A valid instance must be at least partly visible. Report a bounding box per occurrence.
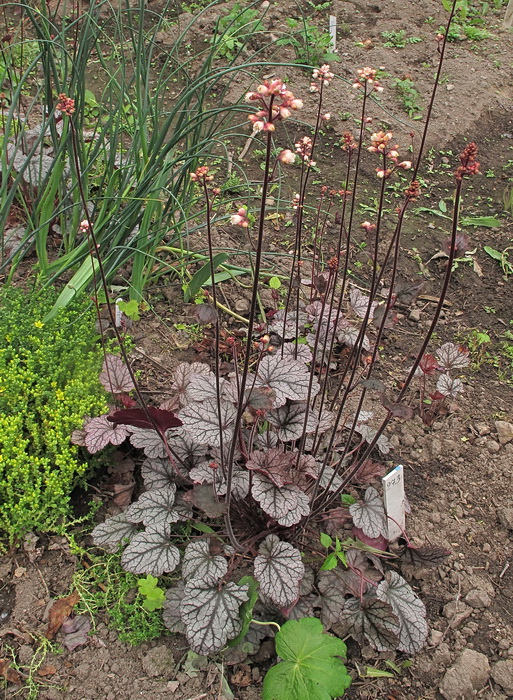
[46,591,80,639]
[37,665,57,677]
[0,659,22,684]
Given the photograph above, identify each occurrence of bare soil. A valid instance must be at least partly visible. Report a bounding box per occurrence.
[1,0,513,698]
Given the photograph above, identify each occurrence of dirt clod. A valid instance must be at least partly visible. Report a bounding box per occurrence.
[439,649,491,699]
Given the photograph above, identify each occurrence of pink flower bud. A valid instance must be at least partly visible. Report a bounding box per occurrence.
[278,149,296,164]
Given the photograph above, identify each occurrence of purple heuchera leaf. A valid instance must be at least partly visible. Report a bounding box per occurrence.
[163,582,186,634]
[99,354,135,394]
[246,449,295,487]
[61,615,91,651]
[339,595,400,651]
[108,406,182,433]
[436,342,470,371]
[84,415,129,453]
[254,534,304,608]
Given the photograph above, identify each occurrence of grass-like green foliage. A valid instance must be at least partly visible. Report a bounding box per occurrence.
[73,552,165,645]
[0,287,107,543]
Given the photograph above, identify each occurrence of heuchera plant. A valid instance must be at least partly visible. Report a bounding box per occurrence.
[74,2,476,674]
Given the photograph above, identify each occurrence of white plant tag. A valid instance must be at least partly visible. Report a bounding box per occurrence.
[329,15,337,52]
[115,298,124,328]
[382,464,405,541]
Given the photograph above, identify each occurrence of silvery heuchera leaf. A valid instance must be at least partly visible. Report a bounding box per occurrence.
[216,467,250,500]
[315,466,344,493]
[436,342,470,371]
[285,594,318,620]
[172,362,211,396]
[180,399,237,447]
[167,429,208,469]
[125,486,178,527]
[255,355,318,408]
[338,324,370,351]
[299,566,315,596]
[317,568,352,627]
[349,287,377,320]
[281,343,313,364]
[251,473,310,525]
[376,571,428,653]
[84,415,129,453]
[182,540,228,582]
[180,576,249,655]
[129,427,167,459]
[99,353,135,394]
[268,310,309,339]
[186,373,227,402]
[91,513,139,553]
[436,374,464,398]
[121,527,180,576]
[254,535,305,608]
[246,449,295,487]
[349,487,388,539]
[163,581,186,634]
[189,461,222,486]
[253,430,279,450]
[356,424,391,455]
[267,402,318,442]
[339,595,400,651]
[141,457,177,490]
[183,484,226,517]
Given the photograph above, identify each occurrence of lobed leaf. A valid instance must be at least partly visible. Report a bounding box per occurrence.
[99,354,135,394]
[121,528,180,576]
[349,287,377,320]
[91,513,139,553]
[267,402,318,442]
[251,473,310,525]
[125,486,178,528]
[180,398,237,447]
[181,576,249,655]
[171,362,211,396]
[246,449,295,487]
[129,427,167,459]
[339,595,400,651]
[163,582,186,634]
[349,487,388,539]
[376,571,428,653]
[84,415,129,453]
[254,535,304,608]
[436,374,464,398]
[255,355,318,407]
[436,342,470,371]
[182,540,228,582]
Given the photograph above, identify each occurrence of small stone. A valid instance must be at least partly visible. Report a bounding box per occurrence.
[465,589,491,609]
[491,660,513,694]
[430,629,444,646]
[443,600,472,629]
[482,543,491,553]
[446,84,454,91]
[495,420,513,445]
[498,508,513,530]
[475,422,490,436]
[142,645,176,679]
[439,649,490,699]
[486,439,501,454]
[409,308,421,322]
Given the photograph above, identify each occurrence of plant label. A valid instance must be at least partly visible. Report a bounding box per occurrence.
[115,298,123,327]
[329,16,337,52]
[382,464,405,541]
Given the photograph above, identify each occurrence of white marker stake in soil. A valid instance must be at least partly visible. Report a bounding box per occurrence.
[115,298,123,327]
[329,16,337,52]
[382,465,405,541]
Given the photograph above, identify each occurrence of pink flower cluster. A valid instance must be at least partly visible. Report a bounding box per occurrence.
[230,207,249,228]
[352,67,383,93]
[189,165,214,183]
[455,142,480,181]
[245,79,303,133]
[295,136,316,168]
[56,93,75,116]
[310,64,334,93]
[368,131,411,178]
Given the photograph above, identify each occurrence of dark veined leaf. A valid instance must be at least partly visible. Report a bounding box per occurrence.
[84,415,129,453]
[299,566,315,596]
[182,484,226,517]
[254,534,304,608]
[376,571,428,654]
[338,323,370,351]
[339,595,400,651]
[317,568,352,628]
[168,429,208,469]
[195,303,219,325]
[171,362,211,396]
[255,355,318,407]
[99,354,135,394]
[180,398,237,447]
[354,459,386,485]
[436,374,464,398]
[182,540,228,582]
[281,343,313,364]
[398,543,451,567]
[267,402,318,442]
[125,486,178,528]
[141,457,178,490]
[285,594,318,621]
[128,427,168,459]
[267,310,309,339]
[379,394,414,420]
[418,353,439,376]
[246,449,295,487]
[349,487,388,539]
[436,342,470,371]
[162,581,186,634]
[186,373,227,402]
[180,575,249,655]
[262,618,351,700]
[121,527,180,576]
[251,473,310,526]
[349,287,377,320]
[91,513,139,553]
[108,406,183,433]
[245,386,277,412]
[356,424,391,455]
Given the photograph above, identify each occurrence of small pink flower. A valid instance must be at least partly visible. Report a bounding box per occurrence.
[398,160,412,170]
[230,207,249,227]
[322,112,331,121]
[278,149,296,164]
[79,220,90,233]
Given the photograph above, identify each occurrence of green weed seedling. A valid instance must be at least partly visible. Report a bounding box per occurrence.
[262,618,352,700]
[277,18,339,65]
[392,77,422,119]
[483,245,513,277]
[381,30,422,48]
[138,575,166,611]
[320,532,348,570]
[211,4,264,60]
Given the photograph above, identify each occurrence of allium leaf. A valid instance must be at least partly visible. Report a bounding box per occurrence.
[436,374,464,397]
[121,528,180,576]
[262,618,351,700]
[128,427,167,458]
[349,487,388,539]
[181,576,249,655]
[267,402,318,442]
[436,342,470,370]
[376,571,428,653]
[180,398,237,447]
[254,534,304,608]
[163,582,186,634]
[349,287,377,320]
[84,415,129,453]
[125,486,177,527]
[255,355,318,407]
[251,473,310,525]
[182,540,228,582]
[91,513,138,553]
[99,353,135,394]
[339,595,400,651]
